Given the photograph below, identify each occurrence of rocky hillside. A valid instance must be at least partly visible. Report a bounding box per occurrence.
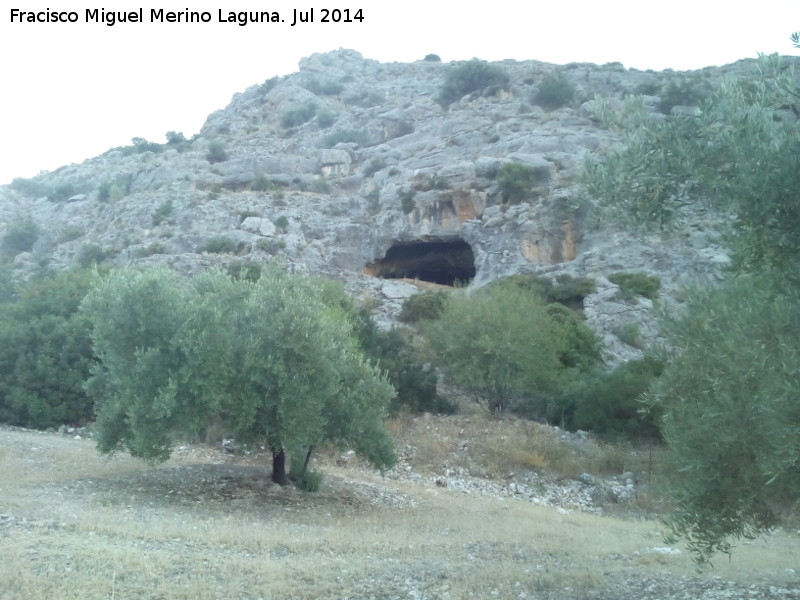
[0,49,778,363]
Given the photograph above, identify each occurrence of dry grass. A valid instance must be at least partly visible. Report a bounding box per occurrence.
[386,411,661,481]
[1,425,799,600]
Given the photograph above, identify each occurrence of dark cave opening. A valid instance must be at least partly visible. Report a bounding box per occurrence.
[365,238,476,286]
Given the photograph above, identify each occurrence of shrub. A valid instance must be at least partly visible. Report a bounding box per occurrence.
[608,272,661,301]
[76,244,107,267]
[304,78,344,96]
[251,174,278,192]
[96,176,131,203]
[200,237,238,254]
[227,261,262,282]
[151,199,174,226]
[256,238,286,254]
[438,59,509,106]
[0,268,95,429]
[9,177,48,198]
[57,225,85,244]
[309,178,332,194]
[548,274,597,308]
[315,109,337,128]
[135,242,167,258]
[344,90,384,108]
[48,183,79,203]
[293,469,323,492]
[353,310,454,415]
[2,219,39,258]
[544,303,603,371]
[273,216,290,231]
[131,137,163,154]
[96,181,112,203]
[546,355,665,439]
[533,72,575,109]
[165,130,187,145]
[424,54,441,62]
[398,189,416,214]
[423,285,600,414]
[281,102,317,128]
[496,162,536,204]
[616,323,644,348]
[658,77,709,114]
[362,158,387,177]
[206,140,229,164]
[321,129,368,148]
[398,291,449,323]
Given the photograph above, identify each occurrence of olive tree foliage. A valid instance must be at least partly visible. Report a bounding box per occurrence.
[647,275,800,562]
[583,43,800,563]
[81,266,396,485]
[583,52,800,282]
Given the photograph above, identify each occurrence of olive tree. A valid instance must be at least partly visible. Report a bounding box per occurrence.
[82,266,396,485]
[583,46,800,562]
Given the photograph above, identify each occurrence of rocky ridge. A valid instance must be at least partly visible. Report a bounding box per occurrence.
[1,49,789,362]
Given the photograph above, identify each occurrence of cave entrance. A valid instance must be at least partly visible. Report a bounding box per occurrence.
[365,238,476,286]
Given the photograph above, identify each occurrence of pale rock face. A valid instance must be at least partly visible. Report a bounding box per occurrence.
[1,49,778,363]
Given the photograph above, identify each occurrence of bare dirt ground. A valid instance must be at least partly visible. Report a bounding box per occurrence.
[1,423,799,600]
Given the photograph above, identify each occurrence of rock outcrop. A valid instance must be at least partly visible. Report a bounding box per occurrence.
[2,49,783,362]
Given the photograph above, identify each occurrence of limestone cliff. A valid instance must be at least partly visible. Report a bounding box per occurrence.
[1,49,778,363]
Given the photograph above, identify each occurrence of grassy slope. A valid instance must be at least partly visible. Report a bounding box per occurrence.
[1,424,798,600]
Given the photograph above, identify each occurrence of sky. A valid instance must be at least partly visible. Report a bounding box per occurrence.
[1,1,797,184]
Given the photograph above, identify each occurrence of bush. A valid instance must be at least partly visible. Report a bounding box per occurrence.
[559,356,665,439]
[544,303,603,371]
[491,273,596,309]
[131,137,163,154]
[96,176,131,203]
[321,129,368,148]
[399,189,416,214]
[438,59,509,106]
[423,285,601,414]
[281,102,317,128]
[549,274,597,308]
[226,261,261,282]
[165,130,187,145]
[304,78,344,96]
[77,244,107,267]
[274,216,290,231]
[398,291,449,323]
[200,237,238,254]
[0,268,95,429]
[293,469,323,492]
[354,310,454,415]
[10,177,49,198]
[309,178,332,194]
[608,272,661,301]
[57,225,85,244]
[135,242,167,258]
[315,109,337,129]
[424,54,441,62]
[616,323,644,348]
[496,162,536,204]
[2,219,39,258]
[256,238,286,254]
[362,158,387,177]
[151,199,174,226]
[658,77,709,114]
[206,141,229,164]
[533,72,575,109]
